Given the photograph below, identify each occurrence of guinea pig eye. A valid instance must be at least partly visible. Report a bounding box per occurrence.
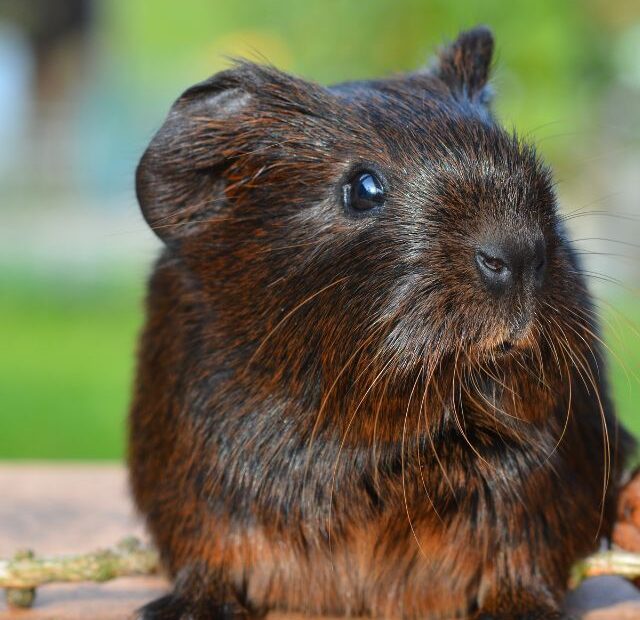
[343,171,386,213]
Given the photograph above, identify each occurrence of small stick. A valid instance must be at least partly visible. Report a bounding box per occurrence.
[1,537,160,609]
[570,550,640,588]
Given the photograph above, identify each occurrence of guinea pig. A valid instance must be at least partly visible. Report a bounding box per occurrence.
[130,26,634,620]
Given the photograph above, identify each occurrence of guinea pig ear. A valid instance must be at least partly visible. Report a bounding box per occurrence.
[135,68,254,243]
[434,25,494,102]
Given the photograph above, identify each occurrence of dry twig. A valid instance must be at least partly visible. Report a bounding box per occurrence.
[1,537,159,608]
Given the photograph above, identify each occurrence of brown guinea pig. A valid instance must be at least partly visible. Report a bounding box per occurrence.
[130,26,634,620]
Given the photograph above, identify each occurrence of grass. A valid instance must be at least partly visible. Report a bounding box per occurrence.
[0,269,638,460]
[0,270,144,460]
[603,298,640,440]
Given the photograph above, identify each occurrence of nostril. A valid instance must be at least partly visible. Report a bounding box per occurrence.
[476,250,507,274]
[475,238,545,292]
[475,246,512,294]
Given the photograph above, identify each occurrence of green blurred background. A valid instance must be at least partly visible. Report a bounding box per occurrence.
[0,0,638,460]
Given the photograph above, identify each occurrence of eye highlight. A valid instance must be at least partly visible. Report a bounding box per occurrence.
[343,171,386,213]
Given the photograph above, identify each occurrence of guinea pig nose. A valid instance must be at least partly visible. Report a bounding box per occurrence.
[475,238,546,294]
[475,245,512,293]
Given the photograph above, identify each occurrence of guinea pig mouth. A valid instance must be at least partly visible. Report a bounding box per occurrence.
[482,336,528,359]
[496,340,514,356]
[468,323,535,361]
[492,332,537,358]
[466,336,517,363]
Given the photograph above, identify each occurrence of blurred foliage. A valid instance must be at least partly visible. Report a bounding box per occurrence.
[0,1,639,459]
[0,271,140,459]
[96,0,640,173]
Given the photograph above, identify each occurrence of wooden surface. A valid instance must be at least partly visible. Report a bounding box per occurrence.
[1,464,640,619]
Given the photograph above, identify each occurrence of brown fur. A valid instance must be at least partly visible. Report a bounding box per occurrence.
[129,27,634,619]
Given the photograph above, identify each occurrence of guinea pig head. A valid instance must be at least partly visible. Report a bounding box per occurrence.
[136,27,592,427]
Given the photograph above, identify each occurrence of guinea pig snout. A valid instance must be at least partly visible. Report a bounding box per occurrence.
[474,236,546,295]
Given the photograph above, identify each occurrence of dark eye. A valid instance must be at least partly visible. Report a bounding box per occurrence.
[343,171,386,212]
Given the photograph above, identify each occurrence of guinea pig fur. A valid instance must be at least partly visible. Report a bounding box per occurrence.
[130,26,634,620]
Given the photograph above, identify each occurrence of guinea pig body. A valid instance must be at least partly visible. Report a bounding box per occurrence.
[130,27,634,620]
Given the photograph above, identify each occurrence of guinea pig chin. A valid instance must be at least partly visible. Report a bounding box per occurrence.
[474,311,536,358]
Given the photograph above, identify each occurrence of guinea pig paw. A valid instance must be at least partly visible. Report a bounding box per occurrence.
[135,595,250,620]
[135,594,189,620]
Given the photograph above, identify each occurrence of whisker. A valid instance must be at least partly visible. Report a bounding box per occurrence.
[544,310,611,537]
[302,324,385,498]
[245,276,348,370]
[327,353,397,569]
[402,367,430,558]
